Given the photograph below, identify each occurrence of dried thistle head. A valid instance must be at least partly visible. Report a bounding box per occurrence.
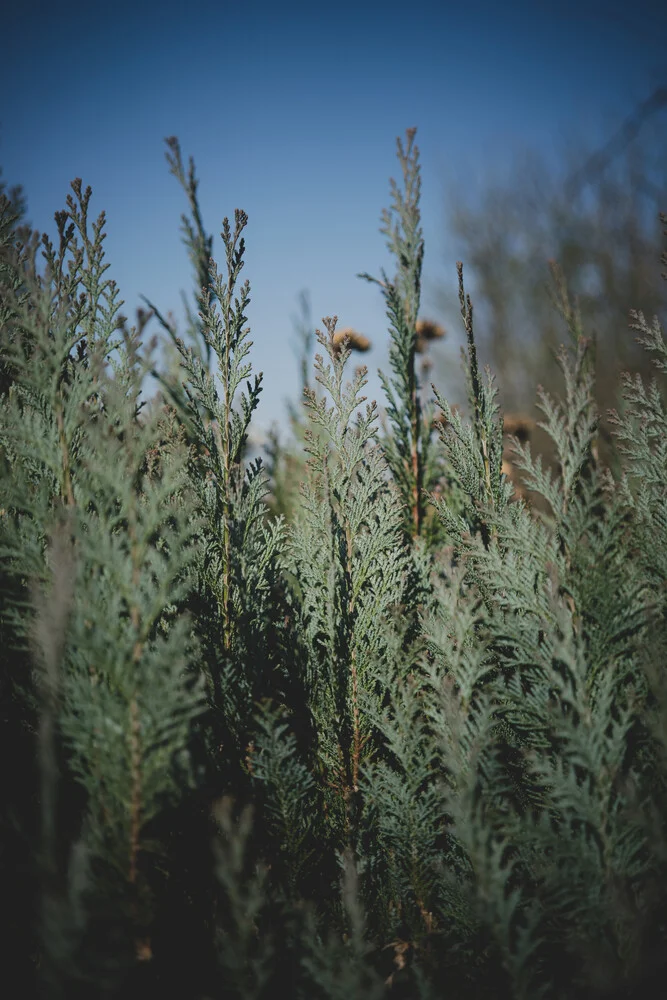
[331,327,371,356]
[415,318,446,353]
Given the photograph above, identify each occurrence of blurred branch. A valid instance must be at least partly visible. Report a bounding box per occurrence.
[564,86,667,200]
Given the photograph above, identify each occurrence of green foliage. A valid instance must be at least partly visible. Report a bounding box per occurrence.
[0,180,205,994]
[1,130,667,1000]
[145,150,289,776]
[287,318,411,843]
[359,129,444,546]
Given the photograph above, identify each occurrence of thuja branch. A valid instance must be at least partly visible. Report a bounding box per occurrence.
[359,127,430,541]
[457,260,493,513]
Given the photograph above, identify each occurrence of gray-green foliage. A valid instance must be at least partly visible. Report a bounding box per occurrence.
[0,181,205,992]
[413,253,667,997]
[146,155,288,766]
[359,128,445,545]
[287,318,410,838]
[1,132,667,1000]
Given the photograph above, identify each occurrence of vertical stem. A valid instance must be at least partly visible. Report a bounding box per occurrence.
[56,403,75,508]
[457,261,496,545]
[127,495,146,958]
[38,660,58,886]
[410,376,421,537]
[344,500,361,795]
[127,479,145,884]
[349,650,361,794]
[212,413,231,651]
[128,696,141,886]
[219,222,239,654]
[38,645,60,995]
[36,519,76,991]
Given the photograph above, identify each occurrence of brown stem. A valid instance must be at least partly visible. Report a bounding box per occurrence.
[56,405,75,507]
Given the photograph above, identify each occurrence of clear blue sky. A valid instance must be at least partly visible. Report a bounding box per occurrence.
[2,0,665,442]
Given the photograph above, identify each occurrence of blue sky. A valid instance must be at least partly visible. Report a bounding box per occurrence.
[2,0,666,442]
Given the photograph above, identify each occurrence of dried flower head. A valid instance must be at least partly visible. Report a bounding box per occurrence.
[332,327,371,356]
[415,318,446,353]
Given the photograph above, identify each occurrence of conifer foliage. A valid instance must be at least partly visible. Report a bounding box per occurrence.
[1,133,666,999]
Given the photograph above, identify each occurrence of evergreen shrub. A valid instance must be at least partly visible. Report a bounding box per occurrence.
[1,131,666,1000]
